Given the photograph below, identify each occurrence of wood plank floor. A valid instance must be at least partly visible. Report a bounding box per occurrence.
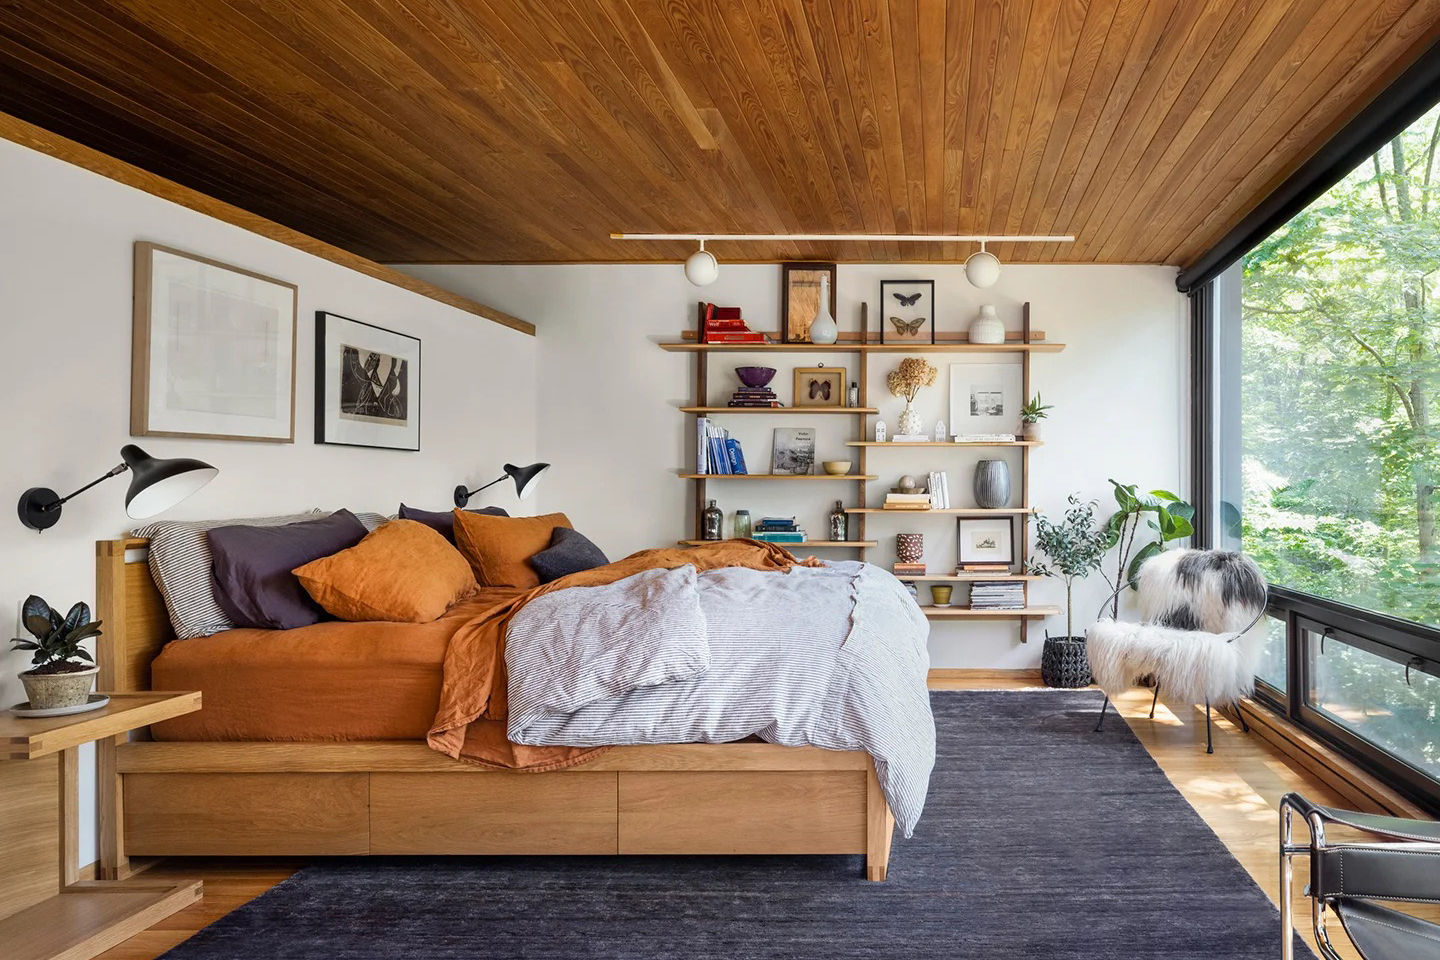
[95,679,1418,960]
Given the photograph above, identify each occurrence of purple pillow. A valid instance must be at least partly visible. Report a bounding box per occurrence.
[397,503,508,543]
[208,509,369,630]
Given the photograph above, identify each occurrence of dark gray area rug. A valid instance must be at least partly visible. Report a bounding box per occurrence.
[159,691,1308,958]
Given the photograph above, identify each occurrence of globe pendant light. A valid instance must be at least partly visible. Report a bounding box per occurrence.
[684,239,719,286]
[965,241,1002,289]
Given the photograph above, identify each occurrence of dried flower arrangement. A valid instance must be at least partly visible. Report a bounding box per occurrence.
[886,357,938,402]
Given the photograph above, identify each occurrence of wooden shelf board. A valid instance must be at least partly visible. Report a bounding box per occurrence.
[846,440,1042,448]
[1,691,201,761]
[678,474,876,480]
[890,573,1044,582]
[0,880,201,960]
[677,540,876,548]
[661,342,1065,354]
[845,507,1031,515]
[921,605,1061,620]
[680,406,877,415]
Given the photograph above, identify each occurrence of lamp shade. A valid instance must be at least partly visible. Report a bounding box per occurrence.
[121,444,219,519]
[964,250,1002,288]
[684,248,718,286]
[505,462,550,501]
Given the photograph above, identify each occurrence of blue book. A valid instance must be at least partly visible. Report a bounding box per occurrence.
[726,438,748,475]
[708,437,731,475]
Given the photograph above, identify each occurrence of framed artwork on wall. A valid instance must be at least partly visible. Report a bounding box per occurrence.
[781,262,837,343]
[131,242,297,442]
[948,361,1024,435]
[315,311,421,451]
[879,279,935,343]
[957,516,1016,565]
[793,365,845,407]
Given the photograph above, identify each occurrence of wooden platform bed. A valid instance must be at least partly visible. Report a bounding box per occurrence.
[95,538,896,882]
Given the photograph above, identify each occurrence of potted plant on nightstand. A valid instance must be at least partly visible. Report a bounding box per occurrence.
[1030,496,1109,688]
[1019,393,1053,440]
[10,595,103,711]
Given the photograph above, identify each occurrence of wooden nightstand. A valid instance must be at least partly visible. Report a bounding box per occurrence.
[0,691,202,960]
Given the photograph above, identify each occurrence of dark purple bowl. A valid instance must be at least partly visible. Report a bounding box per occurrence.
[735,366,777,388]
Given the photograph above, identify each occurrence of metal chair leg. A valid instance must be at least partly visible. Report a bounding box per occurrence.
[1148,684,1161,719]
[1094,696,1110,732]
[1205,699,1214,754]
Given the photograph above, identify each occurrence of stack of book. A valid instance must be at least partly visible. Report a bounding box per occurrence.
[952,432,1017,443]
[892,562,927,578]
[960,562,1012,573]
[883,492,932,511]
[752,517,806,543]
[925,471,951,509]
[695,417,748,475]
[728,385,781,408]
[700,302,767,344]
[969,580,1026,610]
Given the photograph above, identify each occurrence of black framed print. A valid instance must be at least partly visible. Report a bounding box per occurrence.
[957,516,1016,565]
[315,311,420,451]
[879,279,936,343]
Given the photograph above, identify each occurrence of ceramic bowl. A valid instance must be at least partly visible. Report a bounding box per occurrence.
[735,366,777,388]
[822,460,852,475]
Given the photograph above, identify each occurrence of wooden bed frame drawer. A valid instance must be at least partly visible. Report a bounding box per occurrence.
[124,773,369,855]
[370,772,619,854]
[617,771,867,855]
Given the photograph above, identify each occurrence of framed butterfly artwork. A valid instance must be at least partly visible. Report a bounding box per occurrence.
[793,365,845,408]
[878,279,936,343]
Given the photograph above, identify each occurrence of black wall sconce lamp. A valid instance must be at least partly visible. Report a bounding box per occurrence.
[18,444,219,532]
[454,462,550,508]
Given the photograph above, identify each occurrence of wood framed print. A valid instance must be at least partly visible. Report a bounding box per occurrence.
[781,262,837,343]
[771,427,816,475]
[948,361,1024,435]
[315,311,421,451]
[879,280,935,343]
[793,366,845,408]
[131,242,297,442]
[957,517,1015,565]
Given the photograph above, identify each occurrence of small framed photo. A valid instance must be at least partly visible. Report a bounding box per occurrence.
[131,242,297,442]
[949,361,1024,435]
[781,262,838,343]
[315,312,421,451]
[957,517,1015,565]
[879,280,935,343]
[793,365,845,407]
[771,427,816,476]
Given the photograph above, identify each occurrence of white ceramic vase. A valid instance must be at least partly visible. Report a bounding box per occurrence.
[898,402,922,436]
[969,304,1004,344]
[808,275,838,345]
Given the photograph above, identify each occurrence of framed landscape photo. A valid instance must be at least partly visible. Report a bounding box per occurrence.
[771,427,817,475]
[131,242,297,442]
[315,311,421,451]
[793,366,845,408]
[957,516,1015,565]
[879,279,935,343]
[781,262,837,343]
[948,361,1024,435]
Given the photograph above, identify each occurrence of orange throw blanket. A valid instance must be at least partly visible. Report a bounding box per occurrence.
[427,540,822,772]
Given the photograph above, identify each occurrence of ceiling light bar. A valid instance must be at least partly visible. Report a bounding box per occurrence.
[611,233,1074,243]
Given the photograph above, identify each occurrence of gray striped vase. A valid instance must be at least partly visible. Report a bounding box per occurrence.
[972,460,1011,509]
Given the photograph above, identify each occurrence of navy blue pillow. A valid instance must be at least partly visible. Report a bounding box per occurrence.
[208,509,369,630]
[530,527,610,584]
[398,504,508,543]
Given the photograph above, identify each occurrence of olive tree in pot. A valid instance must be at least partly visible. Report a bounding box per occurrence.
[1030,496,1110,688]
[10,596,103,709]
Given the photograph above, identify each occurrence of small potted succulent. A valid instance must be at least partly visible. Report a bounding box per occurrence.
[1019,393,1053,440]
[10,596,103,710]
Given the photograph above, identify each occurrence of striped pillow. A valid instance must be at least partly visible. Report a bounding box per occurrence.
[133,511,322,639]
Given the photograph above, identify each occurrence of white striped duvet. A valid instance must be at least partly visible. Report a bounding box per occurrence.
[505,560,935,835]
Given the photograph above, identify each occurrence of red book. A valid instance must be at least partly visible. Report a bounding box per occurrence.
[710,306,743,320]
[705,332,767,343]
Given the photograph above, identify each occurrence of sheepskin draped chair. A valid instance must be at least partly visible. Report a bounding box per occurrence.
[1087,548,1268,752]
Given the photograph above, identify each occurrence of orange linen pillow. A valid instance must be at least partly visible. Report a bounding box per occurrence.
[293,519,476,623]
[452,510,573,589]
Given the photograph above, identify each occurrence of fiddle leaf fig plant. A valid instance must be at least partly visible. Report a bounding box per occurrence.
[1101,480,1195,616]
[1029,496,1110,640]
[10,595,101,673]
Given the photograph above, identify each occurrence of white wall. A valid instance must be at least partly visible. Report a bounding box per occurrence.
[398,262,1187,669]
[0,138,538,867]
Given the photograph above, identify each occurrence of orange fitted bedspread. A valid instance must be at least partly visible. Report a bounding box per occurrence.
[150,589,523,742]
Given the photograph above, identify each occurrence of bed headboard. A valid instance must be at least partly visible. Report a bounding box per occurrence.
[96,537,171,693]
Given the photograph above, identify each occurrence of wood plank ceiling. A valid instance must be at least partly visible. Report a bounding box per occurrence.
[0,1,1437,265]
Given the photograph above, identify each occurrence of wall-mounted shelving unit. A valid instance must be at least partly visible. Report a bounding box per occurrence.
[664,303,1066,640]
